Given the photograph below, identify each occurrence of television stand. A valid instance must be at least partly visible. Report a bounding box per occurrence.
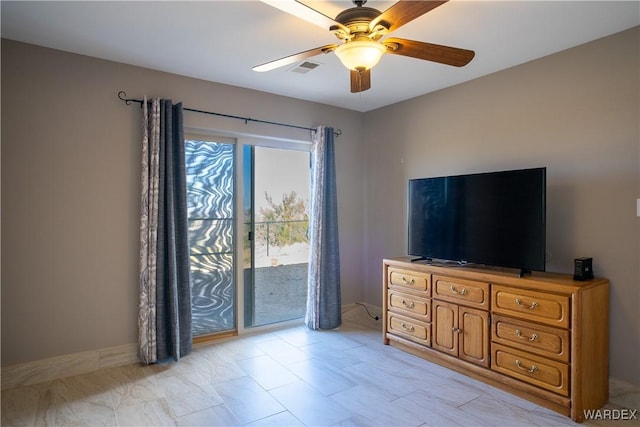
[410,256,429,262]
[382,257,609,423]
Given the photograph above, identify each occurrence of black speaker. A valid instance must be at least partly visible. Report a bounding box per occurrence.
[573,257,593,281]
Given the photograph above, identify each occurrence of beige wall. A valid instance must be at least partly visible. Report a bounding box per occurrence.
[363,27,640,386]
[3,26,639,387]
[1,39,365,366]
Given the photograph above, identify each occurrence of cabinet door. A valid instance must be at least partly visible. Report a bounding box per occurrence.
[459,306,490,368]
[432,300,458,356]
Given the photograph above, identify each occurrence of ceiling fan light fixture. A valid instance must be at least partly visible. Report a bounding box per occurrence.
[335,40,386,71]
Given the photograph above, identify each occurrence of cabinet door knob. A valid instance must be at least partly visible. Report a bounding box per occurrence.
[515,359,538,373]
[451,327,462,334]
[515,298,538,309]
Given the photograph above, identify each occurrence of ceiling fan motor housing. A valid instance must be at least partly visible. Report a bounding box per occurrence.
[333,6,384,40]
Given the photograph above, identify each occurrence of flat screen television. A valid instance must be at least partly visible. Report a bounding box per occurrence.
[408,167,546,275]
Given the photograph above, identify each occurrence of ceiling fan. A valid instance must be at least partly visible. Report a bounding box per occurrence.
[254,0,475,93]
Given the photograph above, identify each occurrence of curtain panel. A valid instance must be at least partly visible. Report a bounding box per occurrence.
[306,126,342,330]
[138,98,193,363]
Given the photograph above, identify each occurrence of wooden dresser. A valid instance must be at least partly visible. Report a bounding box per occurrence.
[383,257,609,423]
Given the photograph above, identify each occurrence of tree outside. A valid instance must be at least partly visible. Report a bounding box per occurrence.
[256,190,309,247]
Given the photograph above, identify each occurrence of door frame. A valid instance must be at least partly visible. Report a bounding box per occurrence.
[185,127,312,339]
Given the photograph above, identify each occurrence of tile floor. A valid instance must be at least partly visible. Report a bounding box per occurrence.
[2,306,638,426]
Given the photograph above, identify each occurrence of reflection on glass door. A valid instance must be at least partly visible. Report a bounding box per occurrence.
[185,139,235,337]
[244,146,310,327]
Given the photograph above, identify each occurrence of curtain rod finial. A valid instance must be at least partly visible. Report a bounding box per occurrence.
[118,91,132,105]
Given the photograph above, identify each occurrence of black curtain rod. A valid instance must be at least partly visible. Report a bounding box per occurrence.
[117,91,341,136]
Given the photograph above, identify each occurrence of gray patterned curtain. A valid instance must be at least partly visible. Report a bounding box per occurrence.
[138,98,192,363]
[306,126,341,330]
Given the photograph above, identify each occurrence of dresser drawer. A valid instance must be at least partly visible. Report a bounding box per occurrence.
[492,315,570,363]
[492,286,570,328]
[388,268,430,295]
[387,312,431,346]
[433,276,489,309]
[492,344,569,396]
[388,290,431,322]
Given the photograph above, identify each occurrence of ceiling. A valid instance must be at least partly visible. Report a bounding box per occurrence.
[2,1,639,112]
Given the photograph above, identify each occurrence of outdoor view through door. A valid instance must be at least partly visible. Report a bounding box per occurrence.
[185,137,310,339]
[244,146,310,327]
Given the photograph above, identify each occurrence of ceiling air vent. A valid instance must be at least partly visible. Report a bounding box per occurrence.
[290,61,320,74]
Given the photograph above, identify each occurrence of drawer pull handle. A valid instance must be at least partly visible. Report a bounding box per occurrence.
[401,300,415,309]
[515,298,538,310]
[515,329,538,342]
[450,285,467,296]
[400,322,415,332]
[402,276,415,285]
[452,327,462,334]
[515,359,538,373]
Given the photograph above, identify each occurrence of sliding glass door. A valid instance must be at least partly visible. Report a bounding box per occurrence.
[185,136,310,338]
[185,138,236,337]
[244,145,310,327]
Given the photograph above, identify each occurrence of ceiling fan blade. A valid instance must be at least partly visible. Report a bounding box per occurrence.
[383,37,475,67]
[253,44,338,72]
[261,0,339,30]
[370,1,448,33]
[350,69,371,93]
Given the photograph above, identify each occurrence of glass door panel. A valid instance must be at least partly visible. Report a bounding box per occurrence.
[185,139,236,336]
[244,146,310,327]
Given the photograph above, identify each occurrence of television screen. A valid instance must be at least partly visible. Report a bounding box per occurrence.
[408,167,546,273]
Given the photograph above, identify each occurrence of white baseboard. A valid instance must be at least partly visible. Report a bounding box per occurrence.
[1,343,138,390]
